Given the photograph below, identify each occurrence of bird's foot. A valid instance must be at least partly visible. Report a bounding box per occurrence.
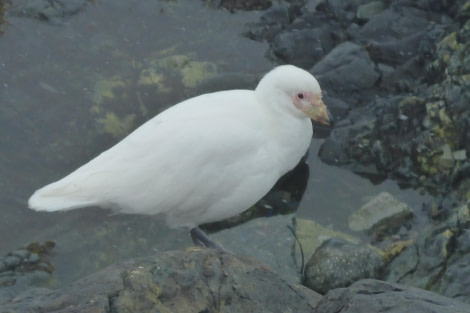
[190,227,230,253]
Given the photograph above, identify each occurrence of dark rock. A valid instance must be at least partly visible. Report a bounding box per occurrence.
[303,237,383,294]
[321,95,350,123]
[212,215,302,282]
[319,0,370,25]
[434,252,470,303]
[205,0,272,12]
[314,279,470,313]
[393,0,461,16]
[243,3,290,41]
[2,256,20,271]
[356,1,386,23]
[7,0,92,24]
[0,249,322,312]
[425,213,470,303]
[349,6,433,65]
[385,243,419,283]
[0,242,55,279]
[312,41,380,104]
[384,223,457,291]
[318,103,379,168]
[269,29,324,68]
[262,9,343,67]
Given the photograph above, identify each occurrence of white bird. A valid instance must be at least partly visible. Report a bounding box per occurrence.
[28,65,330,250]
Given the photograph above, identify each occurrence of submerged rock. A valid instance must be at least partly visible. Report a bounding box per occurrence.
[349,191,414,234]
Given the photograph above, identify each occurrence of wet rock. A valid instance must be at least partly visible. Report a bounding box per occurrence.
[319,104,379,168]
[245,0,469,198]
[210,213,361,283]
[311,41,380,103]
[384,223,457,291]
[434,252,470,303]
[212,214,301,282]
[0,249,322,313]
[457,203,470,227]
[349,6,432,65]
[0,242,55,275]
[243,3,291,41]
[7,0,92,24]
[0,242,56,290]
[314,279,470,313]
[303,237,383,294]
[320,0,369,24]
[269,29,324,68]
[385,241,419,283]
[205,0,273,12]
[356,1,385,23]
[428,211,470,303]
[267,11,342,68]
[349,192,414,234]
[295,218,361,262]
[321,95,350,125]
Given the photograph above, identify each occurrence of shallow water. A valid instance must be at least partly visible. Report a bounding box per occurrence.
[0,0,430,287]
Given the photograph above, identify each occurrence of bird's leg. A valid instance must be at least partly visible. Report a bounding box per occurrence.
[190,227,229,253]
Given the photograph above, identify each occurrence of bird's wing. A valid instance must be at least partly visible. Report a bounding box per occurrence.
[29,90,281,220]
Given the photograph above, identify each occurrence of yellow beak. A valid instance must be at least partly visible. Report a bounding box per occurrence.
[305,98,331,125]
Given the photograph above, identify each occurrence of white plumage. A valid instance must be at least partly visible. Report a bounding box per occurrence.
[29,65,330,233]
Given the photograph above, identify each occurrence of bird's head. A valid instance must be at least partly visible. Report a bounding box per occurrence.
[256,65,331,126]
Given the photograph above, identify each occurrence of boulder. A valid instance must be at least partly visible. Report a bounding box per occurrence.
[314,279,470,313]
[0,249,321,313]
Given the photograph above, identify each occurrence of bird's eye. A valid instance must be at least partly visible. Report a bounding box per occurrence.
[297,93,305,99]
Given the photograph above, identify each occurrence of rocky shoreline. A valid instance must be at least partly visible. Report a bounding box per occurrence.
[2,0,470,312]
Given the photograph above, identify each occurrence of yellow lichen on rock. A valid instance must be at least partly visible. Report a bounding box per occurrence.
[92,76,127,105]
[149,55,218,88]
[138,68,172,94]
[95,112,135,139]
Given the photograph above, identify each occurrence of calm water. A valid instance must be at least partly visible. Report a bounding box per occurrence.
[0,0,430,286]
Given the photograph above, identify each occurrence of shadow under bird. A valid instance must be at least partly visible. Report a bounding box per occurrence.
[28,65,331,251]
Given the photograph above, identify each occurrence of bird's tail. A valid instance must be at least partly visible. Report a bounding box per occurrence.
[28,179,98,212]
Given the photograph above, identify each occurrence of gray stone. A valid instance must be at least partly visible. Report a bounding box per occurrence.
[270,29,324,68]
[349,192,414,233]
[213,214,301,282]
[453,149,467,161]
[385,224,456,291]
[7,0,91,23]
[303,237,383,294]
[439,144,455,170]
[312,41,379,97]
[213,214,362,284]
[385,244,419,283]
[0,249,321,313]
[314,279,470,313]
[434,252,470,303]
[356,1,386,22]
[10,249,29,261]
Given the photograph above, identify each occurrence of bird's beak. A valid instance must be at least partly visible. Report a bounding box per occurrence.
[305,96,331,126]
